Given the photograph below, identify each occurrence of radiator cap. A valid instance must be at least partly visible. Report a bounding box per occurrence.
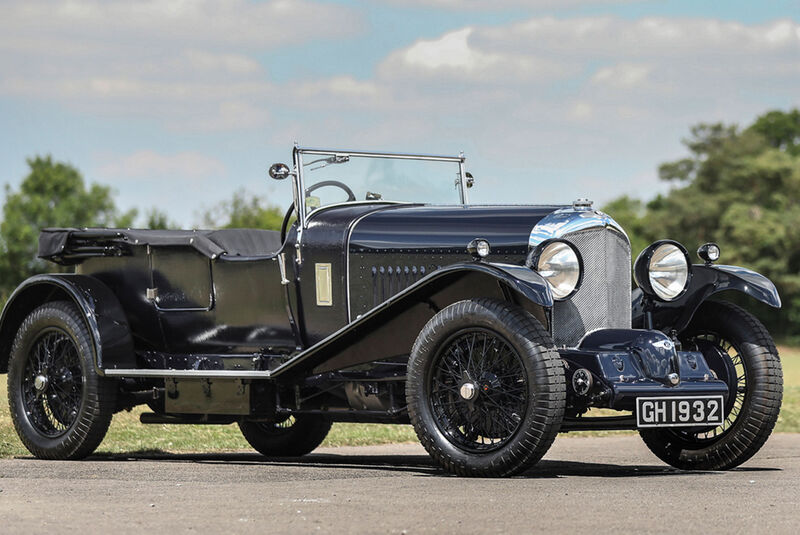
[572,198,593,210]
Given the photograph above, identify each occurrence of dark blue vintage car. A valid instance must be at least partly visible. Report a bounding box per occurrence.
[0,145,783,476]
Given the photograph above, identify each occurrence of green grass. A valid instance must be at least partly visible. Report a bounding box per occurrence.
[777,346,800,433]
[1,346,799,458]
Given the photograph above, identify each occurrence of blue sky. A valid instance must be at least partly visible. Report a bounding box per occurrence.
[1,0,798,226]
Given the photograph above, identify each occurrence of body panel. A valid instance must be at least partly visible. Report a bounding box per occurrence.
[270,261,553,379]
[77,241,297,354]
[347,204,561,319]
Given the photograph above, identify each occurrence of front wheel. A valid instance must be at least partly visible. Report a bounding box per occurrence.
[7,301,117,459]
[640,300,783,470]
[407,298,565,477]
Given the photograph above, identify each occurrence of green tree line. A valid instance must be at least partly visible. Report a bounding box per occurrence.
[603,109,800,339]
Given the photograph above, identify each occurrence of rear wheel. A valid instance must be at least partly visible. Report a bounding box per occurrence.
[238,415,332,456]
[639,300,783,470]
[407,298,565,477]
[7,301,117,459]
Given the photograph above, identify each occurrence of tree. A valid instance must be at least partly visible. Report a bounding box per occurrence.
[0,156,136,298]
[201,189,285,230]
[602,109,800,338]
[749,109,800,156]
[144,208,175,230]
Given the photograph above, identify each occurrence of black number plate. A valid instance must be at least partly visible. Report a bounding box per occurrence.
[636,395,724,428]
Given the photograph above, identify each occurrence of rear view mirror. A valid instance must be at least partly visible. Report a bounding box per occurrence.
[269,163,291,180]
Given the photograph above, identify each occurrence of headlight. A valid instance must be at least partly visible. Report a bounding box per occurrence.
[634,240,691,301]
[527,240,582,300]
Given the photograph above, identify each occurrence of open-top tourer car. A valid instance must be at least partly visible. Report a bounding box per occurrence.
[1,145,783,476]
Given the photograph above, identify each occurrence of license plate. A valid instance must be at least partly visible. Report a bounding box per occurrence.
[636,395,724,428]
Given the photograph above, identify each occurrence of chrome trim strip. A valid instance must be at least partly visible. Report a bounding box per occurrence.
[305,200,411,224]
[529,208,629,248]
[344,208,394,322]
[103,369,273,379]
[297,146,464,163]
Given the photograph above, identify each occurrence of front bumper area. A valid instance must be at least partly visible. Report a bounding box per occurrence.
[560,329,729,413]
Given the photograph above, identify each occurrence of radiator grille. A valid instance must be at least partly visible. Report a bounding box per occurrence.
[552,228,631,347]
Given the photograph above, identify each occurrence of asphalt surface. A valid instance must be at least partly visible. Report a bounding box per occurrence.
[1,434,798,534]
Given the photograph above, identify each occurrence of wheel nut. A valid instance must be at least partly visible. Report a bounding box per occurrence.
[459,383,478,400]
[34,375,48,391]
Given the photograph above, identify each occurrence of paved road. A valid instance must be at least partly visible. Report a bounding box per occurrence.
[1,434,799,534]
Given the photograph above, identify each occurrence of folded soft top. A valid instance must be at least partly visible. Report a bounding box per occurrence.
[39,227,284,264]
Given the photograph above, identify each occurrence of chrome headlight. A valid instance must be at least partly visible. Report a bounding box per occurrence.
[634,240,691,301]
[527,240,583,300]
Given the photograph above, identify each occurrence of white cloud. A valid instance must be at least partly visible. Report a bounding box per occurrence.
[370,16,800,118]
[269,15,800,206]
[401,28,490,71]
[97,151,227,180]
[0,0,359,50]
[381,27,572,82]
[0,0,361,131]
[591,63,652,88]
[2,7,798,214]
[377,0,638,10]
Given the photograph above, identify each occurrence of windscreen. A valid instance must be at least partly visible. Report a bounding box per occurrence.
[299,152,464,210]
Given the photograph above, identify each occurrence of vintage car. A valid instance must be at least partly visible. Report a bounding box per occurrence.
[0,145,784,477]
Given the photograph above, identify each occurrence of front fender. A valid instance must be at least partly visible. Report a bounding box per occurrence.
[0,274,135,374]
[273,260,553,378]
[632,264,781,333]
[453,261,554,308]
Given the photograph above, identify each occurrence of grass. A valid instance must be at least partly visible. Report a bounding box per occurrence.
[1,347,799,458]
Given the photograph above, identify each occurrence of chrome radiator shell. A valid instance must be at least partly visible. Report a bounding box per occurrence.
[529,208,632,347]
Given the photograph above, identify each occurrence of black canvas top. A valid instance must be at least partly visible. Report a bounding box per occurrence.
[39,227,283,262]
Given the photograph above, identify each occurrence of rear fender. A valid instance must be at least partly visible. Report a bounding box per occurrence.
[632,264,781,334]
[0,274,135,374]
[273,261,553,378]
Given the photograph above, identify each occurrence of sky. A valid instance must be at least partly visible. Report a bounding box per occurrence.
[0,0,798,227]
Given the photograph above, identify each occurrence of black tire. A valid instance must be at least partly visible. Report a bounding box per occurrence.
[238,415,332,457]
[407,298,565,477]
[640,300,783,470]
[7,301,117,460]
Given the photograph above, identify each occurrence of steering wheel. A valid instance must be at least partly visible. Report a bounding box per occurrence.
[305,180,356,202]
[280,181,357,243]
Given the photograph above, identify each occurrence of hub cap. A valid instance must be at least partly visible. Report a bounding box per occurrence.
[33,374,48,391]
[459,383,478,400]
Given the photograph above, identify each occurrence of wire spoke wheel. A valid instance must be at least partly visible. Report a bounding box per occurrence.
[638,300,782,471]
[21,328,84,437]
[407,298,565,477]
[8,301,116,460]
[428,329,527,453]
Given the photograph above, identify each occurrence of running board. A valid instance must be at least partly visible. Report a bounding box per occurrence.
[103,369,273,379]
